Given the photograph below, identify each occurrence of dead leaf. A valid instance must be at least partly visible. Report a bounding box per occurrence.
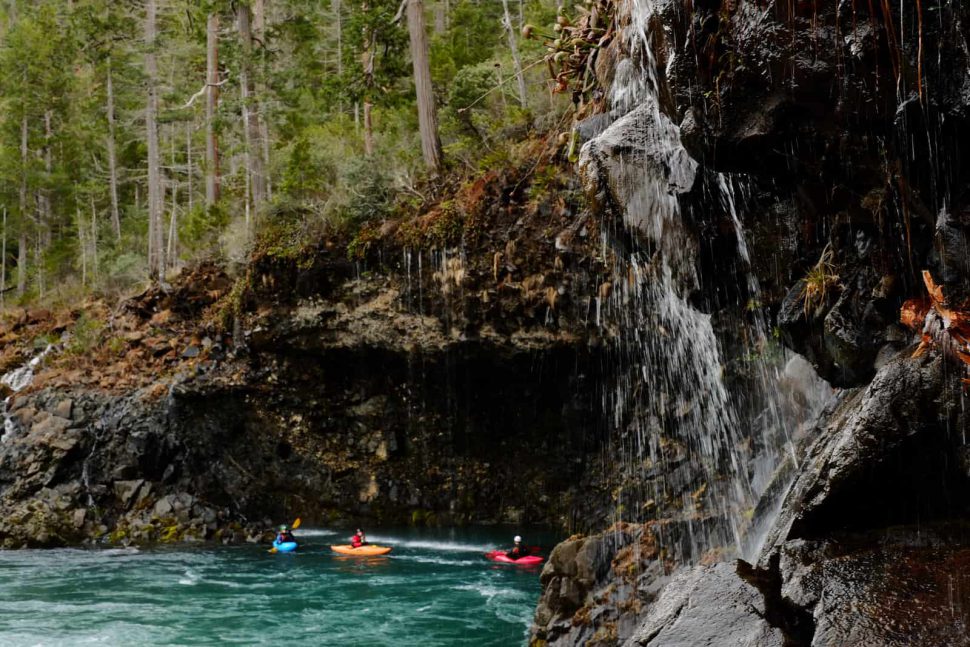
[922,270,945,305]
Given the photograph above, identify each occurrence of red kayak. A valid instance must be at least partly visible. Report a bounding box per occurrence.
[485,550,544,566]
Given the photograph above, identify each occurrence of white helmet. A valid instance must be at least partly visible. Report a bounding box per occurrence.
[514,535,522,543]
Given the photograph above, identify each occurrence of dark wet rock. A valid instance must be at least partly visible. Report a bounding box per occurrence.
[776,534,970,647]
[113,479,147,508]
[531,523,673,646]
[758,351,964,552]
[625,562,784,647]
[29,414,71,439]
[579,102,698,243]
[51,398,73,420]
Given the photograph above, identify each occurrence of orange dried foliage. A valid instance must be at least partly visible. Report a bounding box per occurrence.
[900,297,930,331]
[906,270,970,376]
[922,270,945,305]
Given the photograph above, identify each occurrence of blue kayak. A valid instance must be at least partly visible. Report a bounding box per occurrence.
[272,540,298,553]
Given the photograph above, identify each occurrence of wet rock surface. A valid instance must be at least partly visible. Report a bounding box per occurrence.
[532,522,672,646]
[0,154,617,548]
[625,562,785,647]
[0,3,969,647]
[533,0,970,644]
[779,535,970,647]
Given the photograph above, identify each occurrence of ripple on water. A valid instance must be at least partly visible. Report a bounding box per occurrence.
[0,529,546,646]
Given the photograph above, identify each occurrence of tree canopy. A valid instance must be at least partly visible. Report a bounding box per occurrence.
[0,0,568,305]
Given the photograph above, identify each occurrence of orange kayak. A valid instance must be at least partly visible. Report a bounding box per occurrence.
[330,544,392,556]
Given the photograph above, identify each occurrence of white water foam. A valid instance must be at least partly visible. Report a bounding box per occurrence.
[291,528,339,538]
[363,536,493,553]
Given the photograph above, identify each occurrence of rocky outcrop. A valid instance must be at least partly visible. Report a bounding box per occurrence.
[532,0,970,644]
[0,147,622,548]
[534,347,970,645]
[625,562,787,647]
[532,523,671,646]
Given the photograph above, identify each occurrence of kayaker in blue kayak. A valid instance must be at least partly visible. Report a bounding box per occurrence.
[506,535,529,560]
[276,525,296,545]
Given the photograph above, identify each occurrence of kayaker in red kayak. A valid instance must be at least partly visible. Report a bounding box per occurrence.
[350,528,368,548]
[507,535,530,560]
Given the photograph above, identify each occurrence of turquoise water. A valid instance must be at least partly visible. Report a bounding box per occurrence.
[0,527,551,646]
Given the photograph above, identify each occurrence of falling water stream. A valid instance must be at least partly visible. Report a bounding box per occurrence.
[0,345,55,444]
[584,0,832,564]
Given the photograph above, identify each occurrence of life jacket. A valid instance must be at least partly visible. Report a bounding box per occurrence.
[351,534,365,547]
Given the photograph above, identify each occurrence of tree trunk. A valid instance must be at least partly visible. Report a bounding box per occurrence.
[17,114,27,297]
[90,194,99,278]
[501,0,527,109]
[363,101,374,156]
[252,0,265,33]
[333,0,343,74]
[167,124,178,269]
[35,111,53,296]
[406,0,443,172]
[238,3,266,212]
[1,206,6,309]
[433,0,445,34]
[33,224,42,298]
[206,12,221,207]
[186,123,194,214]
[77,206,87,287]
[106,57,122,240]
[254,0,273,200]
[41,111,52,243]
[145,0,165,279]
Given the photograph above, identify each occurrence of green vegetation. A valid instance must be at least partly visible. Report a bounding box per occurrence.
[0,0,580,309]
[799,244,841,317]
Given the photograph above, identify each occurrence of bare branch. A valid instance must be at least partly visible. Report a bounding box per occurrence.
[392,0,409,25]
[179,75,231,110]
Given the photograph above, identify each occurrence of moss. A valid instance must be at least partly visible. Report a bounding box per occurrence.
[108,526,128,544]
[347,223,383,261]
[160,524,182,543]
[409,509,439,526]
[396,201,466,250]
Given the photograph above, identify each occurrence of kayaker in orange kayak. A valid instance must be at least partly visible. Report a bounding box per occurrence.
[350,528,368,548]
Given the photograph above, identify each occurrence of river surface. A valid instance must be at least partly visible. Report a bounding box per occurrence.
[0,526,554,646]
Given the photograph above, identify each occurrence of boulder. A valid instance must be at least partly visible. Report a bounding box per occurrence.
[625,562,784,647]
[578,100,698,245]
[51,398,73,420]
[113,479,146,508]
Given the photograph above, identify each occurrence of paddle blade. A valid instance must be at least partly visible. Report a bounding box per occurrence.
[292,518,302,530]
[269,548,278,554]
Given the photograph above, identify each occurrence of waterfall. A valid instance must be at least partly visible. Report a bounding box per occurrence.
[581,0,831,564]
[0,344,56,443]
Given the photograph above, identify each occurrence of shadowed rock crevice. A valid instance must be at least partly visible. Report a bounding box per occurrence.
[737,556,815,647]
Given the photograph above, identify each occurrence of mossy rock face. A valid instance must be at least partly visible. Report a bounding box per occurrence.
[409,509,439,527]
[160,525,183,543]
[108,526,128,544]
[409,509,428,526]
